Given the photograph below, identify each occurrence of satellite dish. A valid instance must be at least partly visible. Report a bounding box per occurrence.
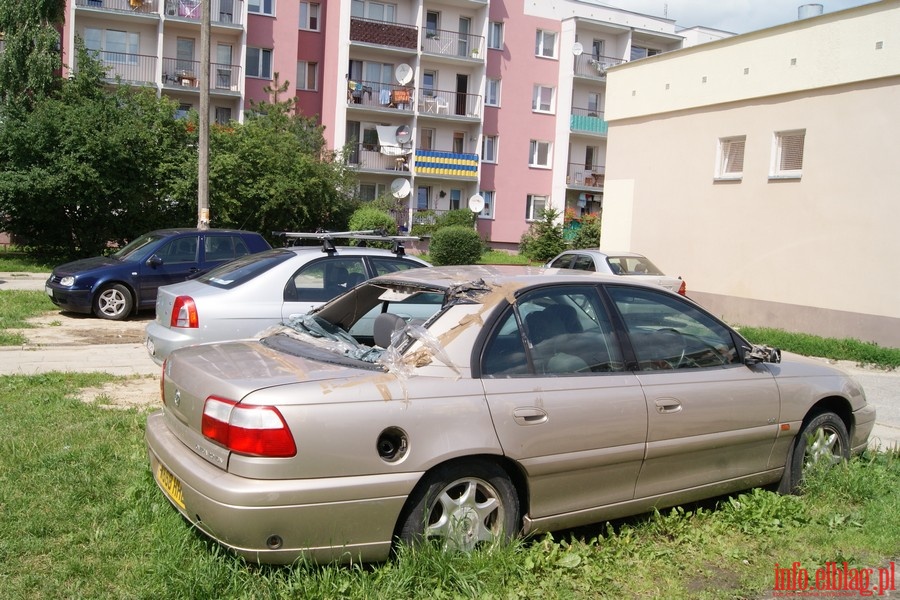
[391,178,411,199]
[395,63,413,85]
[468,194,485,213]
[395,125,411,144]
[572,42,584,56]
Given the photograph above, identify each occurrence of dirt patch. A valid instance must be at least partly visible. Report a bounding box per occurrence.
[78,376,161,410]
[17,311,151,346]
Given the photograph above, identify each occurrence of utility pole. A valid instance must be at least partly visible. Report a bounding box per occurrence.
[197,0,211,230]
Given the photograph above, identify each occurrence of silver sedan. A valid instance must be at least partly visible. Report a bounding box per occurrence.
[145,265,875,564]
[547,249,687,295]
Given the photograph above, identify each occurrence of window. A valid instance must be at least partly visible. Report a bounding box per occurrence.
[452,132,464,154]
[359,182,386,201]
[246,47,272,79]
[488,21,503,50]
[535,29,557,58]
[478,190,494,219]
[85,28,139,64]
[482,135,498,163]
[288,258,366,303]
[248,0,274,16]
[485,78,500,106]
[351,0,396,22]
[532,85,554,113]
[529,140,551,168]
[296,61,318,90]
[299,2,320,30]
[587,92,601,115]
[717,136,746,179]
[771,130,805,178]
[204,235,250,262]
[630,46,660,60]
[425,11,439,36]
[526,194,548,220]
[418,128,434,150]
[214,107,232,125]
[175,102,192,119]
[591,39,604,59]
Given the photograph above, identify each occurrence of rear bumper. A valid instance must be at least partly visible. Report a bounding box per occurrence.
[145,321,195,365]
[144,410,421,564]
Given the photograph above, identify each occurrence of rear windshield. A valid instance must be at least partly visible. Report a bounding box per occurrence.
[198,248,294,289]
[606,255,664,276]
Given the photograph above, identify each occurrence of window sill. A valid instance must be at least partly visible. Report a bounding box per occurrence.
[713,175,742,182]
[528,164,552,170]
[768,174,802,181]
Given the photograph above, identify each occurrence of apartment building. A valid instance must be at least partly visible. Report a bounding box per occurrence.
[60,0,716,247]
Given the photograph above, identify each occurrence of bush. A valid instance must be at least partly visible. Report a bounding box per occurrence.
[429,226,483,266]
[519,208,565,263]
[347,206,397,249]
[435,209,476,229]
[571,213,602,249]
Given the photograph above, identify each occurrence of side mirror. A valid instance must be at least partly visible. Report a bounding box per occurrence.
[743,345,781,365]
[147,255,163,268]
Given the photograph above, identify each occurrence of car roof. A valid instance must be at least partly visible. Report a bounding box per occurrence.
[148,228,260,236]
[559,249,646,259]
[277,246,430,260]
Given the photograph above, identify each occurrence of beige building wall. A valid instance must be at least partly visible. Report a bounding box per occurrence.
[602,1,900,347]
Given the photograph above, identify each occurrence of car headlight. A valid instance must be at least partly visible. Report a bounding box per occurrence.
[60,276,75,287]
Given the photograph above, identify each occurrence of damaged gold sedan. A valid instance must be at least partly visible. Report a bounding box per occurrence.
[145,265,875,564]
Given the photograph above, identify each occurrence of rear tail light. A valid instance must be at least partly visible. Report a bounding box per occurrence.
[201,396,297,457]
[677,278,687,296]
[170,296,199,328]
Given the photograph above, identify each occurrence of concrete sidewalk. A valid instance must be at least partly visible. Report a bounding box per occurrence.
[0,343,159,377]
[0,271,49,292]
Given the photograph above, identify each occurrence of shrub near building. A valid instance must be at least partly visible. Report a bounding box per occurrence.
[429,226,483,265]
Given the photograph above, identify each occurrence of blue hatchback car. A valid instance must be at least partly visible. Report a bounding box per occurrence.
[45,228,270,320]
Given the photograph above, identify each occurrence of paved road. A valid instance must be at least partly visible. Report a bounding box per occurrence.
[1,270,898,448]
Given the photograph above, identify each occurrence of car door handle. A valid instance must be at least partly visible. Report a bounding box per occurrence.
[513,407,548,425]
[655,398,682,414]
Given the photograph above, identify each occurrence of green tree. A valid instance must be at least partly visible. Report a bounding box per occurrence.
[0,47,197,259]
[571,212,602,249]
[519,207,566,262]
[0,0,65,107]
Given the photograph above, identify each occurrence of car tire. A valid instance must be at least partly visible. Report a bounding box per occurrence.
[778,411,850,495]
[93,284,133,321]
[397,461,519,552]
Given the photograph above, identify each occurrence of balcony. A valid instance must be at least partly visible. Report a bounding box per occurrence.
[566,162,605,189]
[573,54,624,80]
[348,143,412,173]
[422,28,484,61]
[161,58,241,93]
[76,0,158,16]
[162,0,242,26]
[346,79,415,113]
[350,18,418,51]
[418,89,482,119]
[85,51,157,86]
[414,149,478,179]
[570,107,608,136]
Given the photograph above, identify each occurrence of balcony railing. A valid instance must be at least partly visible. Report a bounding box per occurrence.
[350,17,418,50]
[76,0,157,15]
[414,149,478,178]
[161,58,242,91]
[85,51,157,85]
[346,79,415,112]
[566,162,605,188]
[418,88,482,118]
[570,107,608,135]
[573,54,624,79]
[163,0,242,26]
[422,28,484,60]
[348,143,412,172]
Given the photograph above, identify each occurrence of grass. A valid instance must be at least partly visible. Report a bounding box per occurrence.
[0,250,53,272]
[740,326,900,369]
[0,290,57,345]
[0,372,897,599]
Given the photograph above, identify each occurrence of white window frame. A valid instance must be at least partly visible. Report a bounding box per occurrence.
[526,194,548,221]
[296,61,318,91]
[359,182,387,201]
[351,0,396,22]
[535,29,557,59]
[488,22,503,50]
[84,27,139,64]
[248,0,275,16]
[482,135,498,163]
[485,78,500,106]
[532,85,554,113]
[246,47,273,79]
[770,129,805,179]
[716,136,746,180]
[478,190,495,219]
[529,140,551,168]
[299,2,320,31]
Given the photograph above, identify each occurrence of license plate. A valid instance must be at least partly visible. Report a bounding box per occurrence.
[45,285,53,298]
[155,463,185,509]
[146,338,155,356]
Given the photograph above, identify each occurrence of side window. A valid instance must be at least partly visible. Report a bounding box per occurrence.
[607,286,740,371]
[482,286,623,377]
[369,257,424,276]
[572,254,595,271]
[548,254,573,269]
[160,236,198,264]
[286,258,365,303]
[204,236,234,261]
[233,236,251,257]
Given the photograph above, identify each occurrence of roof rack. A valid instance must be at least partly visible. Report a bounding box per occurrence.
[272,230,421,257]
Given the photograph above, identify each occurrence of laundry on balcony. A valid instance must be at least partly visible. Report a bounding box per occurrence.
[376,126,412,158]
[390,88,411,108]
[347,80,372,104]
[378,88,391,105]
[179,0,201,18]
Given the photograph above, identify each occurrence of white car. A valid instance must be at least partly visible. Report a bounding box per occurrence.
[145,240,430,364]
[547,249,686,295]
